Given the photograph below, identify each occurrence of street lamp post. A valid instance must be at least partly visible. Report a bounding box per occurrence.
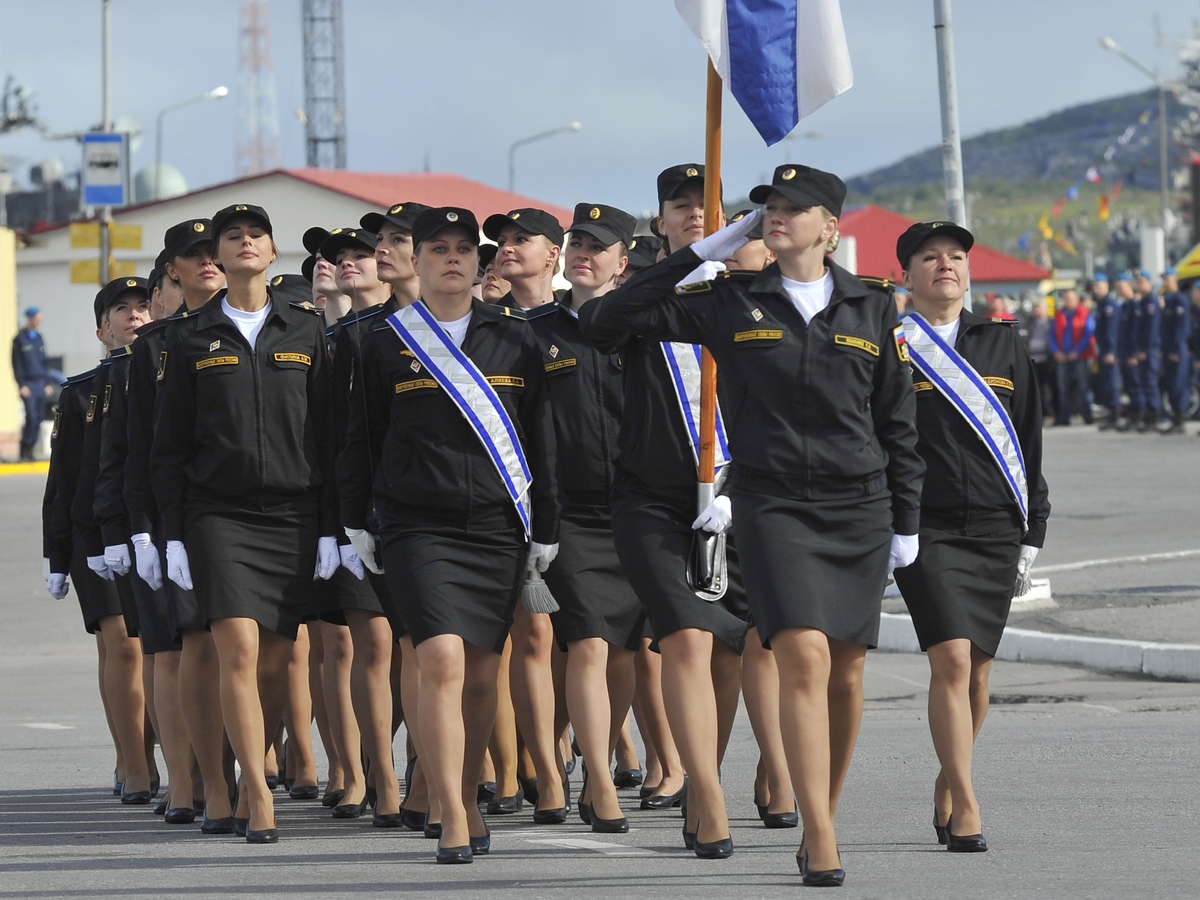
[507,122,581,193]
[155,86,229,200]
[1101,37,1170,229]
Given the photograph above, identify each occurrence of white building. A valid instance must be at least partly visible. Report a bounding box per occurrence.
[17,167,572,377]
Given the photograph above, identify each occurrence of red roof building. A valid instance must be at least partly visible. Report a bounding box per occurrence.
[839,204,1050,285]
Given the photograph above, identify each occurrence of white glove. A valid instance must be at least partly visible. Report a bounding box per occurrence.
[87,554,115,581]
[887,534,919,573]
[104,543,132,577]
[315,535,339,581]
[46,572,69,600]
[338,542,365,580]
[527,541,560,574]
[691,495,732,534]
[689,209,761,262]
[345,527,383,575]
[1014,545,1039,597]
[166,540,193,591]
[676,260,727,289]
[131,533,163,591]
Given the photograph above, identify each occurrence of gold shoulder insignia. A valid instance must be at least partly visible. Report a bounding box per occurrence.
[675,280,713,295]
[102,383,112,415]
[913,380,934,392]
[157,351,168,382]
[85,394,97,423]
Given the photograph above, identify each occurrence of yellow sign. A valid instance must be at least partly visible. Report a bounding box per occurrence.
[69,222,143,249]
[70,258,138,284]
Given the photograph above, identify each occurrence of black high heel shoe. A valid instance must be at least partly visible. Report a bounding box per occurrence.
[320,787,345,809]
[682,825,696,851]
[233,817,249,838]
[753,790,768,821]
[246,819,279,844]
[436,844,472,865]
[333,795,368,819]
[372,812,404,828]
[399,806,427,831]
[153,797,168,816]
[470,829,491,855]
[641,779,686,811]
[613,768,644,789]
[764,809,799,829]
[120,789,152,806]
[693,824,733,860]
[945,817,988,853]
[164,806,197,825]
[423,820,443,839]
[638,782,657,801]
[289,783,320,801]
[200,813,234,835]
[798,851,845,886]
[933,807,948,845]
[486,793,523,815]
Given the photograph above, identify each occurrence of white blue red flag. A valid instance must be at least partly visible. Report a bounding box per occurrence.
[674,0,854,145]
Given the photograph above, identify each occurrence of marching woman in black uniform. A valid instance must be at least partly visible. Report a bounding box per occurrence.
[581,164,750,858]
[528,203,643,831]
[125,220,234,830]
[581,165,925,884]
[338,207,559,863]
[153,204,339,843]
[891,222,1050,852]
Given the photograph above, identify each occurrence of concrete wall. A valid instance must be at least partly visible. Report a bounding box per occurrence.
[16,173,385,378]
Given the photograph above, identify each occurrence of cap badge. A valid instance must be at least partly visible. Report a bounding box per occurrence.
[752,308,764,322]
[781,168,797,181]
[348,231,356,237]
[589,207,601,220]
[235,205,248,210]
[126,279,138,287]
[629,239,637,249]
[273,275,283,285]
[209,340,221,352]
[510,212,521,220]
[390,204,403,214]
[549,345,559,359]
[685,167,699,177]
[446,211,459,222]
[193,222,205,233]
[331,227,343,234]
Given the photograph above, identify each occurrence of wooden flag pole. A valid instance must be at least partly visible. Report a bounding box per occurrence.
[697,59,722,488]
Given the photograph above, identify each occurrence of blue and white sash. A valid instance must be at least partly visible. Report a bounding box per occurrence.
[386,303,532,538]
[661,342,731,470]
[902,312,1028,531]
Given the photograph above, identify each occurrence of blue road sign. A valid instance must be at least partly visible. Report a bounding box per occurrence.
[82,133,128,207]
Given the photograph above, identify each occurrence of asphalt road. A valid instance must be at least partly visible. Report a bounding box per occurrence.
[1,422,1198,898]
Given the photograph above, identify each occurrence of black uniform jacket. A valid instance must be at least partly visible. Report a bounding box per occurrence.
[95,346,135,547]
[909,310,1050,548]
[123,313,189,538]
[580,248,924,534]
[151,290,336,543]
[336,298,560,545]
[527,296,623,509]
[71,358,121,558]
[326,296,400,543]
[45,370,97,573]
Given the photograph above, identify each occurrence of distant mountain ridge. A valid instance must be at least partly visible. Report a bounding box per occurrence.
[846,89,1183,194]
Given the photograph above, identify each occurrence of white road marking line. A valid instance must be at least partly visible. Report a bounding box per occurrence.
[1034,549,1200,575]
[20,722,75,730]
[525,837,657,856]
[1077,702,1121,713]
[875,671,929,689]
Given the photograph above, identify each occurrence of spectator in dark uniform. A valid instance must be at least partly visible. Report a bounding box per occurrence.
[1133,269,1161,432]
[12,306,53,460]
[1159,267,1190,434]
[1049,289,1094,425]
[1092,274,1122,429]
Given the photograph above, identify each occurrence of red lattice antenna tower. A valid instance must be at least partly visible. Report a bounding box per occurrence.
[236,0,281,176]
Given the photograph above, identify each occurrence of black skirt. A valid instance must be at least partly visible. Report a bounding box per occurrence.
[893,526,1022,657]
[152,527,205,637]
[184,491,319,640]
[545,505,645,651]
[70,535,128,635]
[127,559,178,655]
[319,565,406,638]
[731,486,892,648]
[380,503,526,654]
[610,481,749,655]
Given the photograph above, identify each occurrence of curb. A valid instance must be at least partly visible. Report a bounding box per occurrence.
[877,612,1200,682]
[0,461,49,476]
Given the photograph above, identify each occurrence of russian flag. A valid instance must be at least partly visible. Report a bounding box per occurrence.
[675,0,854,145]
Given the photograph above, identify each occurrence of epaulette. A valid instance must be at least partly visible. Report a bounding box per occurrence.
[988,316,1017,326]
[477,301,527,321]
[325,322,340,340]
[108,345,132,360]
[62,367,99,388]
[289,300,323,316]
[857,275,895,292]
[135,316,174,336]
[674,269,756,295]
[523,301,559,321]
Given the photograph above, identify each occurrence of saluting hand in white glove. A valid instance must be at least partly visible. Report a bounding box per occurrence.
[887,534,919,573]
[87,555,115,581]
[130,533,162,591]
[690,209,761,262]
[1014,545,1039,597]
[166,540,193,591]
[344,527,383,575]
[338,543,365,580]
[315,536,340,581]
[691,495,732,534]
[104,543,132,577]
[527,542,559,574]
[676,260,727,289]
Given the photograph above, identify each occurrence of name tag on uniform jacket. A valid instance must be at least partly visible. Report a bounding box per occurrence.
[834,334,880,356]
[273,352,312,366]
[734,329,783,343]
[196,355,240,371]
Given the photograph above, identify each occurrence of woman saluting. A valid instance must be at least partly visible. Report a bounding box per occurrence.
[152,204,340,843]
[337,207,559,863]
[581,165,924,885]
[891,221,1049,853]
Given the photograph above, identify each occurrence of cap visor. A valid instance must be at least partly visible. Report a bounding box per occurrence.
[749,183,823,208]
[568,223,622,247]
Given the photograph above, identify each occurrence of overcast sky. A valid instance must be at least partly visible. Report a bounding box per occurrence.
[0,0,1194,217]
